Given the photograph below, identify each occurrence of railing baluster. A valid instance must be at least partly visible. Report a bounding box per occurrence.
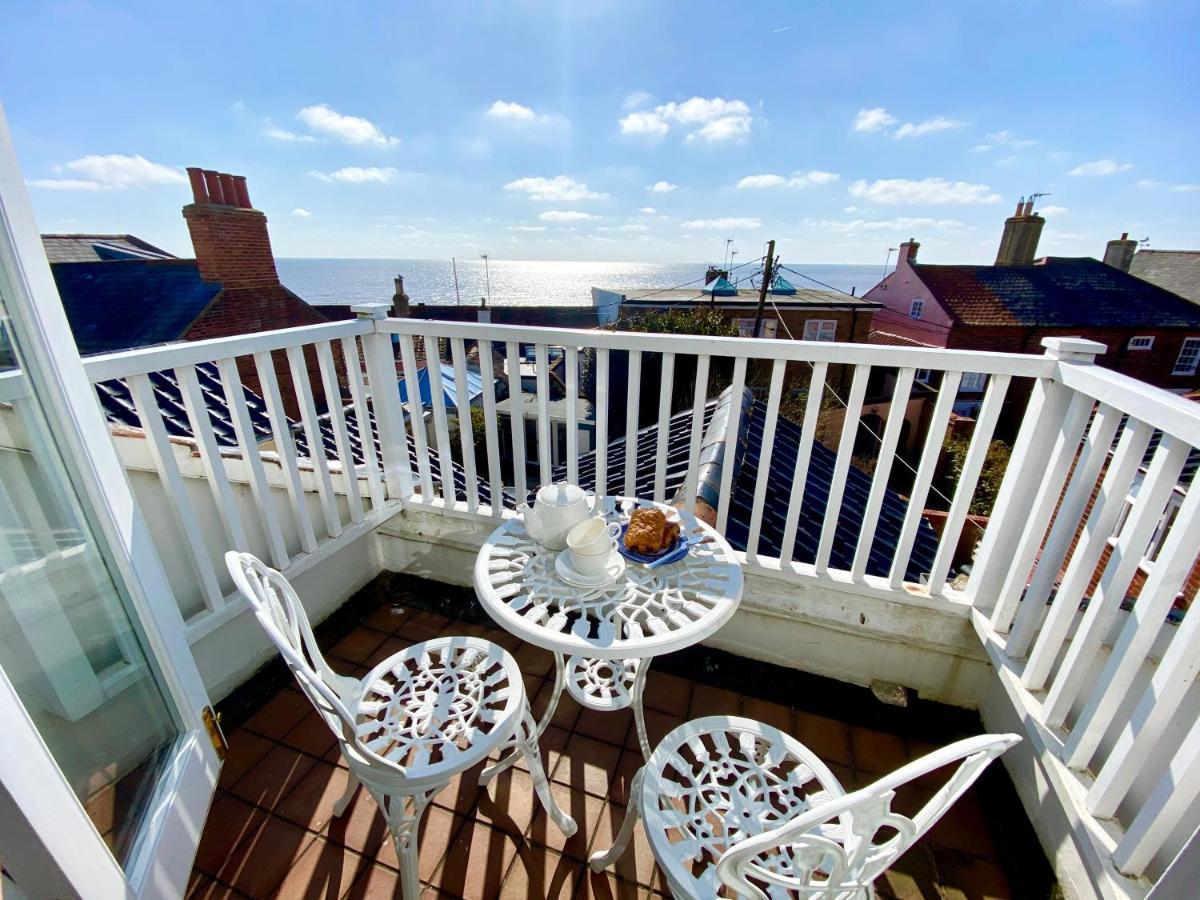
[316,341,364,525]
[653,351,675,502]
[339,336,385,512]
[780,362,827,565]
[127,373,224,610]
[1023,419,1153,690]
[216,358,289,568]
[594,349,609,496]
[450,338,480,513]
[683,354,711,514]
[1006,403,1120,655]
[478,337,503,515]
[535,343,552,487]
[851,367,915,580]
[285,345,342,539]
[1041,436,1189,727]
[746,359,786,558]
[423,337,457,505]
[360,319,413,501]
[716,356,748,535]
[397,333,432,500]
[175,364,248,552]
[505,341,527,501]
[253,351,318,553]
[926,374,1010,596]
[815,365,870,574]
[566,346,580,486]
[624,350,642,499]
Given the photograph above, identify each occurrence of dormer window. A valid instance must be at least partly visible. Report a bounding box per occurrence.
[909,299,924,319]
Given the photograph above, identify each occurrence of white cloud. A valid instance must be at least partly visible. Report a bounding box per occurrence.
[736,170,839,189]
[265,124,317,143]
[682,216,762,229]
[969,144,993,154]
[985,130,1037,148]
[853,107,897,133]
[484,101,568,139]
[620,96,752,143]
[622,90,654,111]
[28,178,101,191]
[296,104,399,147]
[486,100,538,123]
[848,177,1002,205]
[539,210,598,222]
[638,206,656,214]
[51,154,187,190]
[1068,159,1132,176]
[291,208,312,217]
[804,216,966,234]
[1138,178,1199,193]
[311,166,399,184]
[648,180,678,194]
[504,175,607,202]
[1038,205,1068,216]
[892,116,964,139]
[508,224,547,231]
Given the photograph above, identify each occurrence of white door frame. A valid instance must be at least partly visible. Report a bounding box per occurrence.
[0,103,221,898]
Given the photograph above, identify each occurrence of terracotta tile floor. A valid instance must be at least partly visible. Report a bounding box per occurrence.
[190,578,1051,899]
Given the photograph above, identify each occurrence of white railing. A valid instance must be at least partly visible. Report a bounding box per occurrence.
[75,310,1200,894]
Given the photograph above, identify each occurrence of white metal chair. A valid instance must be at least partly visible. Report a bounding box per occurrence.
[225,552,576,900]
[589,715,1018,899]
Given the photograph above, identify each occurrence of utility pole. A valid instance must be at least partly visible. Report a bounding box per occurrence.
[452,257,461,305]
[480,252,492,305]
[752,239,776,339]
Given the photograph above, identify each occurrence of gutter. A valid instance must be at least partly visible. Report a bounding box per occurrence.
[672,384,755,527]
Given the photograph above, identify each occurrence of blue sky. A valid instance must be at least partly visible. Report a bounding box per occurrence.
[3,0,1198,264]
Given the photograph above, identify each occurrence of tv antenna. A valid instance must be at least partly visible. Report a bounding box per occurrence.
[480,252,492,305]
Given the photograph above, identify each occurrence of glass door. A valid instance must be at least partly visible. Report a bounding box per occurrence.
[0,104,221,898]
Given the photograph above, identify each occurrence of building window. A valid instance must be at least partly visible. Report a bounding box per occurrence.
[735,317,778,338]
[735,318,755,337]
[959,372,988,392]
[803,319,837,342]
[1128,336,1154,351]
[760,319,778,339]
[909,299,925,319]
[915,369,932,384]
[1174,338,1200,375]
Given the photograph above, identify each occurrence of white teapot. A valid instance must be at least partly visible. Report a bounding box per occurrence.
[517,483,593,550]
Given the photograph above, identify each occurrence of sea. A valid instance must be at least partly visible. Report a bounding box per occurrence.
[276,258,888,309]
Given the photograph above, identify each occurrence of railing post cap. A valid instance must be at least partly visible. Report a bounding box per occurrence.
[1041,337,1106,361]
[353,303,391,320]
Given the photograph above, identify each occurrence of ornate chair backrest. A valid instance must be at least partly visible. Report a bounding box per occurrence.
[225,551,362,752]
[714,733,1020,899]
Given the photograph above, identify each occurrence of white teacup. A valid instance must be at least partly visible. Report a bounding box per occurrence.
[566,517,620,576]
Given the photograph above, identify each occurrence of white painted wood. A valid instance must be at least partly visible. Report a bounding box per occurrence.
[450,338,479,514]
[852,367,915,580]
[780,362,827,565]
[478,337,503,515]
[216,358,289,568]
[624,350,642,499]
[337,336,383,513]
[683,354,710,514]
[1058,359,1200,447]
[127,373,225,611]
[815,365,870,574]
[716,356,748,535]
[535,343,552,487]
[1022,419,1153,690]
[175,364,248,551]
[746,360,786,557]
[1065,479,1200,769]
[505,341,527,501]
[888,371,961,590]
[595,349,609,496]
[396,333,431,500]
[360,325,413,502]
[286,345,342,539]
[653,352,675,502]
[990,391,1094,632]
[315,341,364,524]
[1006,404,1121,657]
[1042,436,1189,727]
[565,345,580,486]
[253,351,318,553]
[423,337,457,504]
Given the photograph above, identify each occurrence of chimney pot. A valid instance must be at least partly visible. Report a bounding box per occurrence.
[232,175,251,209]
[1103,233,1138,272]
[1015,198,1024,216]
[202,170,224,205]
[1121,232,1128,240]
[187,167,208,204]
[218,173,237,207]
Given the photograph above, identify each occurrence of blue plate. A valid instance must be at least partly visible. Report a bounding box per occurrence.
[617,523,689,567]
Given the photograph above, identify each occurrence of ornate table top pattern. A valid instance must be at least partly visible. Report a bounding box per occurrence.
[473,497,744,660]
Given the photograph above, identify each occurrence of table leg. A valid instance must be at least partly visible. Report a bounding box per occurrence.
[632,658,652,759]
[479,651,565,784]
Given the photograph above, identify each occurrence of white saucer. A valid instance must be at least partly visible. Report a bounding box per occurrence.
[555,551,625,588]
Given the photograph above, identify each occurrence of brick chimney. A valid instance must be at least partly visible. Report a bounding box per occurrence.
[1104,232,1138,272]
[897,238,920,267]
[183,168,280,290]
[995,197,1045,266]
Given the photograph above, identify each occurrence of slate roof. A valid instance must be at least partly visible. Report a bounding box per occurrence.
[913,257,1200,328]
[398,362,489,408]
[1129,250,1200,305]
[554,394,940,581]
[51,260,221,354]
[42,234,176,263]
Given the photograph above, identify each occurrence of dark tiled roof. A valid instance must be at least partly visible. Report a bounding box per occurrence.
[914,257,1200,328]
[556,398,940,581]
[1128,250,1200,305]
[42,234,176,263]
[51,260,221,354]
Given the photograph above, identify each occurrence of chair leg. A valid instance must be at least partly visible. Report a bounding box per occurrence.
[589,766,645,871]
[332,770,360,817]
[371,787,437,900]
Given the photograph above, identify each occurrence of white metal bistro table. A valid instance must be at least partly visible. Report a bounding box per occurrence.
[472,496,743,764]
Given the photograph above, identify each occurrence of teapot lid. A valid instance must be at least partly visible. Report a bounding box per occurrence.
[536,482,586,507]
